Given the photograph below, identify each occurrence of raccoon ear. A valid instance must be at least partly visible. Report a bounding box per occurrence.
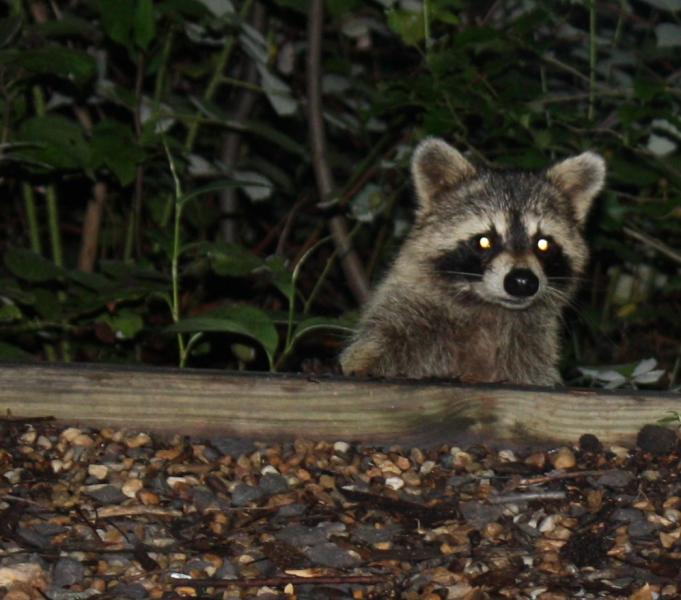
[411,138,476,215]
[546,152,606,225]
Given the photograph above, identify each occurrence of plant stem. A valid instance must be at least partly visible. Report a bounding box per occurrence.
[165,143,187,365]
[184,0,255,151]
[32,86,63,267]
[423,0,431,51]
[154,29,174,108]
[307,0,369,304]
[22,183,42,254]
[588,0,597,121]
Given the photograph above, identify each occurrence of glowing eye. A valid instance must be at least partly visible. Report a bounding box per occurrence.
[478,236,492,250]
[537,238,550,252]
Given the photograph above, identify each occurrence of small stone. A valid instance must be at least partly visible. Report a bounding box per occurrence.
[483,521,504,539]
[60,427,82,443]
[642,469,660,481]
[550,447,576,470]
[72,433,94,447]
[637,424,677,455]
[333,441,350,454]
[83,484,127,505]
[305,542,360,568]
[122,478,144,498]
[498,449,517,462]
[395,456,411,471]
[259,473,289,496]
[402,471,421,487]
[596,469,634,490]
[538,515,557,533]
[52,557,84,588]
[459,501,503,529]
[36,435,52,449]
[610,445,630,460]
[139,490,160,506]
[525,452,546,469]
[88,464,109,480]
[125,432,152,448]
[385,476,404,490]
[420,460,436,475]
[579,433,603,453]
[231,483,265,507]
[19,430,36,445]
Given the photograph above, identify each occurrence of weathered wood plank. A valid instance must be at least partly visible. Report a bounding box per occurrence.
[0,362,679,445]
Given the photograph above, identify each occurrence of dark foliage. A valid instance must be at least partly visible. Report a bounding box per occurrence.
[0,0,679,387]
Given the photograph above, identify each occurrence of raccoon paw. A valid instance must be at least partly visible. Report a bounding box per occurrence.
[339,339,382,376]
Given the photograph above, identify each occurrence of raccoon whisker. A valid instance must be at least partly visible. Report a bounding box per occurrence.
[543,286,575,309]
[437,270,484,279]
[547,276,588,283]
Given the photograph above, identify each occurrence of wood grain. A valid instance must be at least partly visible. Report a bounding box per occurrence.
[0,363,679,445]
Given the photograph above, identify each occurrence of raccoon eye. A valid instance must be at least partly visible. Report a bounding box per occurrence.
[478,236,493,250]
[536,238,550,252]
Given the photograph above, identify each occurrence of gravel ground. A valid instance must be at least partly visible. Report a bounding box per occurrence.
[0,419,679,599]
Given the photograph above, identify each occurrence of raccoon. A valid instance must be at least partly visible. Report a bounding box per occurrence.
[340,138,606,386]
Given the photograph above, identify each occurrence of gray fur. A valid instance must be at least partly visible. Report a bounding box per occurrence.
[340,138,606,386]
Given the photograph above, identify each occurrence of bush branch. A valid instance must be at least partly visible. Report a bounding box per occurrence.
[306,0,369,305]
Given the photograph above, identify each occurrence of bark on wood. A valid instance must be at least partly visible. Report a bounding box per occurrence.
[0,363,679,446]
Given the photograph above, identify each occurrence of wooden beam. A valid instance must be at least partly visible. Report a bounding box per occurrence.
[0,363,679,445]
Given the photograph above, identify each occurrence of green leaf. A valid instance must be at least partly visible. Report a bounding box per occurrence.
[0,303,22,323]
[0,342,33,361]
[272,0,307,13]
[656,23,681,47]
[17,116,90,171]
[4,248,64,283]
[0,16,22,48]
[256,64,297,116]
[204,243,264,277]
[387,9,425,46]
[291,316,355,346]
[351,183,384,223]
[0,279,36,305]
[66,269,111,291]
[29,16,99,39]
[33,289,62,320]
[167,305,279,368]
[640,0,681,11]
[325,0,360,18]
[178,179,269,208]
[264,256,294,301]
[97,309,144,340]
[99,0,135,48]
[14,47,96,86]
[91,120,144,185]
[134,0,156,50]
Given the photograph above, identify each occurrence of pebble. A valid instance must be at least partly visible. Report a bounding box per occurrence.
[83,484,127,505]
[52,557,85,588]
[125,433,152,448]
[420,460,436,475]
[73,433,95,447]
[88,464,109,480]
[230,483,265,507]
[637,424,677,455]
[550,447,576,470]
[596,469,635,490]
[122,478,144,498]
[385,476,404,490]
[579,433,603,453]
[333,441,350,454]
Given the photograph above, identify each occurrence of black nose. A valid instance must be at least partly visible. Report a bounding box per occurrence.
[504,268,539,298]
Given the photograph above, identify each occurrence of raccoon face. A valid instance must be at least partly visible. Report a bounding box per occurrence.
[410,138,606,310]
